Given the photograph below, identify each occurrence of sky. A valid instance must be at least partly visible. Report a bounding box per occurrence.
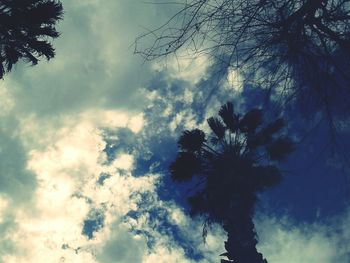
[0,1,349,262]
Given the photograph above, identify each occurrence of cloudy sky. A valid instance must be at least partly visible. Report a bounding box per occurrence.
[0,1,349,262]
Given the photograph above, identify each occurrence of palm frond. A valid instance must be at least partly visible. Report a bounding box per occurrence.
[218,102,239,132]
[25,1,63,25]
[169,152,201,182]
[239,108,263,133]
[4,46,20,71]
[188,191,207,217]
[178,129,206,152]
[207,117,225,142]
[27,39,55,59]
[247,118,285,148]
[22,50,39,65]
[0,0,63,78]
[29,26,60,38]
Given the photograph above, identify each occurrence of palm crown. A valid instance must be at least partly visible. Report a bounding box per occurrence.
[170,102,294,263]
[0,0,63,78]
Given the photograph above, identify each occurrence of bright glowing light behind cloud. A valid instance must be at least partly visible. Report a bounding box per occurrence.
[226,67,243,91]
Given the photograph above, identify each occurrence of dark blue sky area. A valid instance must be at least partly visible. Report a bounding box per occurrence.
[133,69,350,227]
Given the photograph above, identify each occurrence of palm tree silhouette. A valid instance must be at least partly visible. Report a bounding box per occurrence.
[170,102,294,263]
[0,0,63,78]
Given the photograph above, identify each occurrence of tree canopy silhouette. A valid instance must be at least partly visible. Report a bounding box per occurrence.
[170,102,294,263]
[136,0,350,113]
[0,0,63,78]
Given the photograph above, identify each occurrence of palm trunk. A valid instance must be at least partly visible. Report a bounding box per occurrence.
[220,195,267,263]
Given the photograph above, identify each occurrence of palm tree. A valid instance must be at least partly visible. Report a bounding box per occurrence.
[170,102,294,263]
[0,0,63,78]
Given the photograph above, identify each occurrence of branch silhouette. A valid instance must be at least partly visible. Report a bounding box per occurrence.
[136,0,350,114]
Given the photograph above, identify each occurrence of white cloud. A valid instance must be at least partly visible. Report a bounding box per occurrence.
[0,83,15,116]
[0,0,231,262]
[225,67,243,92]
[0,106,227,262]
[0,196,8,224]
[152,54,210,85]
[4,0,160,117]
[111,154,134,170]
[256,210,350,263]
[0,0,348,262]
[95,222,146,263]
